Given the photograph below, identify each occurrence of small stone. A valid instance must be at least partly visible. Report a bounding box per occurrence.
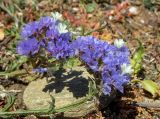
[72,7,79,12]
[24,115,38,119]
[0,29,4,41]
[88,14,93,18]
[17,12,23,17]
[72,0,78,2]
[140,19,145,24]
[23,67,116,118]
[109,16,113,20]
[129,6,139,15]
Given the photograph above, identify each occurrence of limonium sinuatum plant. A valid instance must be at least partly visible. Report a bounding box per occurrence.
[17,12,132,95]
[72,36,132,94]
[17,16,74,59]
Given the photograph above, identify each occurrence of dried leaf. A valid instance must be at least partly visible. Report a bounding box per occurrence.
[100,31,114,44]
[92,31,99,38]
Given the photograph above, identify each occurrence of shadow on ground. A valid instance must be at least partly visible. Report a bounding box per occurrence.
[42,69,89,98]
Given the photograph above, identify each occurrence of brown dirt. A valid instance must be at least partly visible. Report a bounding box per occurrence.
[0,0,160,119]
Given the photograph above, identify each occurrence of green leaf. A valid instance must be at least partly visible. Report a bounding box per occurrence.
[143,0,154,10]
[85,2,97,13]
[48,58,56,63]
[132,63,142,74]
[7,56,28,72]
[1,94,16,112]
[64,58,81,69]
[131,41,144,74]
[141,80,159,97]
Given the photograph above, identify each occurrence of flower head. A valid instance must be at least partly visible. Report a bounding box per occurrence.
[121,63,133,74]
[72,36,107,71]
[21,21,39,39]
[38,16,54,30]
[57,23,68,34]
[32,67,48,73]
[73,36,131,95]
[17,38,40,56]
[114,39,125,48]
[51,12,62,21]
[17,16,72,59]
[46,33,74,59]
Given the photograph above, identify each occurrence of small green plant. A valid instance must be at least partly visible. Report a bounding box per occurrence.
[80,0,97,13]
[85,2,97,13]
[0,12,132,117]
[131,39,159,98]
[131,79,160,98]
[131,40,144,74]
[143,0,155,10]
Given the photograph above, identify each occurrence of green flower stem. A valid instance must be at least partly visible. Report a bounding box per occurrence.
[130,79,142,84]
[56,94,92,113]
[0,2,19,27]
[0,108,54,116]
[1,95,16,112]
[0,69,28,78]
[0,93,94,117]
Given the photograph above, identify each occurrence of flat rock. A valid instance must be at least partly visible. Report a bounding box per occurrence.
[23,67,116,118]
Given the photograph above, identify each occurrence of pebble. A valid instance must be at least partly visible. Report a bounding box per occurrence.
[24,115,38,119]
[88,14,93,18]
[0,28,4,41]
[72,0,79,2]
[72,7,79,12]
[129,6,139,15]
[140,19,145,24]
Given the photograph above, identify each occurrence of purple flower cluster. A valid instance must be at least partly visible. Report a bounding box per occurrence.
[72,36,107,72]
[46,32,74,59]
[17,15,132,95]
[32,67,48,73]
[17,16,74,59]
[72,36,131,95]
